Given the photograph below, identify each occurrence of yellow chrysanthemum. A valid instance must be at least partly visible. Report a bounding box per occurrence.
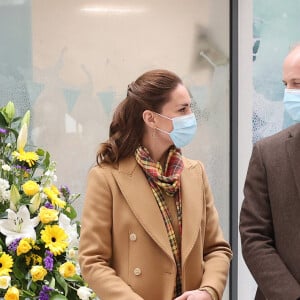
[41,225,68,256]
[4,286,19,300]
[22,180,40,196]
[32,254,42,265]
[0,253,13,276]
[43,187,66,208]
[12,149,39,168]
[25,255,31,266]
[51,185,60,195]
[59,261,76,278]
[25,253,42,266]
[16,238,34,256]
[23,172,30,178]
[39,206,59,224]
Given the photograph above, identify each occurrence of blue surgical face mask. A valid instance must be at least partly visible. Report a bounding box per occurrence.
[155,113,197,148]
[283,89,300,121]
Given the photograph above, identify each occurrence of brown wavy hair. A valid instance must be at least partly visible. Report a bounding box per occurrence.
[97,69,182,165]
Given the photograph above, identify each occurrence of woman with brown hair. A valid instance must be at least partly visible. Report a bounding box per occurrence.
[78,69,232,300]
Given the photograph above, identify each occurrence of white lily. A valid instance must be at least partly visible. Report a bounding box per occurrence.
[9,184,21,211]
[77,286,93,300]
[29,193,41,214]
[58,213,78,249]
[0,205,40,246]
[17,123,28,151]
[21,110,30,128]
[5,101,15,122]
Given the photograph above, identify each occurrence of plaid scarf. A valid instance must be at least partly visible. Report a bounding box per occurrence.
[135,145,184,297]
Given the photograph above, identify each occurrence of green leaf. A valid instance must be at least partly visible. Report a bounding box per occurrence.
[40,150,50,168]
[50,294,68,300]
[13,256,27,281]
[12,116,22,123]
[27,279,37,293]
[0,235,5,249]
[22,289,36,297]
[6,127,19,141]
[49,276,56,288]
[63,204,77,220]
[54,270,68,296]
[65,274,84,284]
[0,111,8,126]
[36,148,45,156]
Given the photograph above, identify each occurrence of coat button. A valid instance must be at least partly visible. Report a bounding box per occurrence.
[129,233,137,241]
[133,268,142,276]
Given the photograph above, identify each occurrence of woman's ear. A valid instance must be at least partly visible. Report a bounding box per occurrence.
[142,110,156,129]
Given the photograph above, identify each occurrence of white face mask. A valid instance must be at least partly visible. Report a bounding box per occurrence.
[283,89,300,121]
[155,113,197,148]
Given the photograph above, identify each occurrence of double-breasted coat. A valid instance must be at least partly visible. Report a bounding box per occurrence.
[240,123,300,300]
[79,156,232,300]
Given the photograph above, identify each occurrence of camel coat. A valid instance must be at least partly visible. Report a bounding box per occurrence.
[240,123,300,300]
[79,156,232,300]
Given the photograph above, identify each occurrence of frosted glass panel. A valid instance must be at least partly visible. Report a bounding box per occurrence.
[0,1,230,297]
[252,0,300,143]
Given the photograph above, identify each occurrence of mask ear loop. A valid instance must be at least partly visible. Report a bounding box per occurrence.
[155,126,171,135]
[153,112,173,135]
[155,112,172,121]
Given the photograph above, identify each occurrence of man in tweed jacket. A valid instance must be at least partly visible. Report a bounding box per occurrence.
[240,45,300,300]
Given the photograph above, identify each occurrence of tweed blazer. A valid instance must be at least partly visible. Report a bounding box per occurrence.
[79,156,232,300]
[240,123,300,300]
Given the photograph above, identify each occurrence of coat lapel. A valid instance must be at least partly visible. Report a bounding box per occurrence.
[112,156,203,265]
[180,158,202,267]
[286,125,300,198]
[111,157,174,260]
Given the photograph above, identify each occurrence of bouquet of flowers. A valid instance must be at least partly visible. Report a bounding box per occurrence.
[0,102,95,300]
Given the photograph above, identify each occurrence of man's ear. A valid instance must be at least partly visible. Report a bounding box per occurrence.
[142,110,156,129]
